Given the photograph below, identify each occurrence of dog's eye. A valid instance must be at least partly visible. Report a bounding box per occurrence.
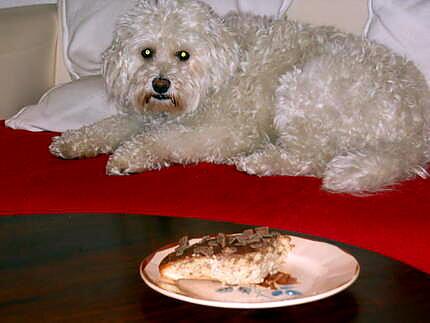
[141,48,154,59]
[176,50,190,61]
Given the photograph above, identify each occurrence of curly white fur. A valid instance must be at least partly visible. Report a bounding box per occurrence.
[50,0,430,194]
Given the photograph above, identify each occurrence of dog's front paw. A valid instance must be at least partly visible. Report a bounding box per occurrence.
[50,130,104,159]
[235,147,310,177]
[235,153,273,176]
[49,135,80,159]
[106,153,135,175]
[106,151,163,175]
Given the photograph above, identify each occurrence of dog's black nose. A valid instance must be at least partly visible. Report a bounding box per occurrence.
[152,78,171,94]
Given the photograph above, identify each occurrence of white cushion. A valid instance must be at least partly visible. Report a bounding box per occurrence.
[60,0,292,79]
[5,76,116,132]
[365,0,430,85]
[287,0,368,35]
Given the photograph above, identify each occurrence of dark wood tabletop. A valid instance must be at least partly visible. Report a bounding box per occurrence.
[0,214,429,322]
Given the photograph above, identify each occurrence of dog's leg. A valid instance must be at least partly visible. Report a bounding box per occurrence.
[106,129,173,175]
[49,114,143,159]
[106,123,257,175]
[323,146,429,194]
[235,143,314,176]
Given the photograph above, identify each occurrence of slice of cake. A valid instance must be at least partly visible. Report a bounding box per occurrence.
[159,227,293,285]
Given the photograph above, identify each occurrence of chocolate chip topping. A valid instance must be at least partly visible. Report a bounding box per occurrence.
[208,240,218,247]
[178,236,189,248]
[255,226,270,237]
[242,229,254,237]
[217,233,226,248]
[174,236,189,256]
[163,227,283,264]
[194,246,214,257]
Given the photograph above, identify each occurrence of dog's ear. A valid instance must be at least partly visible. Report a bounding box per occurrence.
[204,17,241,94]
[102,35,130,109]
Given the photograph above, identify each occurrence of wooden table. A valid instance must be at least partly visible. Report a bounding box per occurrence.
[0,214,428,322]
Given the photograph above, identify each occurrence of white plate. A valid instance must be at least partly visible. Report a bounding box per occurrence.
[139,235,360,309]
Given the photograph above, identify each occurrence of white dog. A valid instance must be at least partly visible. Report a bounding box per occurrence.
[50,0,430,194]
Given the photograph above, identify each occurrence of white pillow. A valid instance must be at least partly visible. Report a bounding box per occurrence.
[365,0,430,85]
[5,76,116,132]
[60,0,291,79]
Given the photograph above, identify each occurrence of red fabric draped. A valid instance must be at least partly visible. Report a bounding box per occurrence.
[1,122,429,273]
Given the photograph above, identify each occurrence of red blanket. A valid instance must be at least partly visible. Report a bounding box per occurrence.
[1,122,429,273]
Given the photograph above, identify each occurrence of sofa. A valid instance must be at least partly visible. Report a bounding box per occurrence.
[1,0,429,274]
